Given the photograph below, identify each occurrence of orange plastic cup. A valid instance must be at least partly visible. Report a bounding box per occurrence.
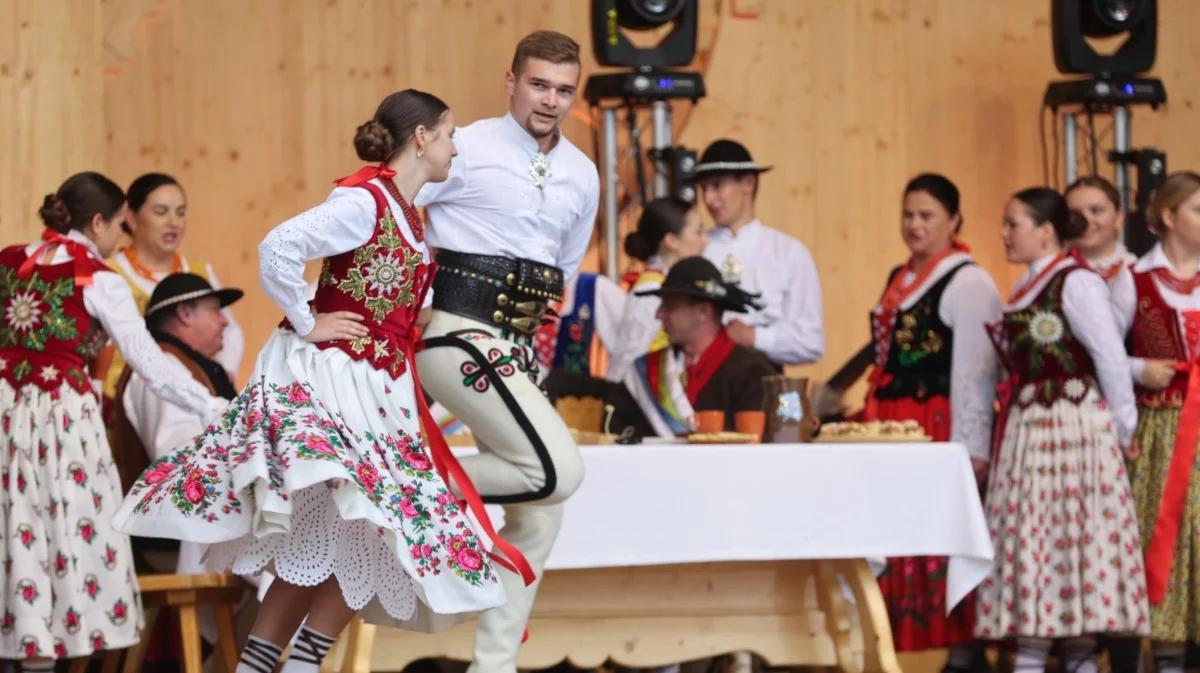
[735,411,766,442]
[694,410,726,433]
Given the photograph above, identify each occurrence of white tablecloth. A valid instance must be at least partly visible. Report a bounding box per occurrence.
[458,441,993,611]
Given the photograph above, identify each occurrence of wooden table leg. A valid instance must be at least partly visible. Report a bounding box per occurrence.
[341,618,376,673]
[122,606,157,673]
[836,559,901,673]
[813,559,858,673]
[178,603,205,673]
[215,603,241,673]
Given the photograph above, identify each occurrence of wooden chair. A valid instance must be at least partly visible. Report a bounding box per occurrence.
[70,573,246,673]
[320,618,377,673]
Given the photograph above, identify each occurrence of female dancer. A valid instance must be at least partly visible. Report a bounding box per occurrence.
[0,172,223,670]
[864,174,1000,669]
[1109,171,1200,673]
[114,90,530,673]
[976,187,1148,673]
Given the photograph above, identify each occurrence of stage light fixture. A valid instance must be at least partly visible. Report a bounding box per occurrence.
[591,0,698,68]
[1052,0,1157,75]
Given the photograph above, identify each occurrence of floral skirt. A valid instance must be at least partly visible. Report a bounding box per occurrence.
[0,379,141,658]
[113,329,506,628]
[975,388,1148,639]
[1128,405,1200,642]
[868,394,977,650]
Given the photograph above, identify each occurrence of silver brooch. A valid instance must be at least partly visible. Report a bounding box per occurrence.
[529,153,551,189]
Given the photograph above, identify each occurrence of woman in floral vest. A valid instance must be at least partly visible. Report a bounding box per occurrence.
[976,187,1148,673]
[0,172,225,671]
[1109,170,1200,673]
[114,90,531,673]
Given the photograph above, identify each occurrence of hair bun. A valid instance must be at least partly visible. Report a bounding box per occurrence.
[354,119,395,163]
[1065,209,1089,240]
[623,231,655,261]
[38,193,72,233]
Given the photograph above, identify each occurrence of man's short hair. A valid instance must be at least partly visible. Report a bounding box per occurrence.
[146,299,192,333]
[511,30,581,77]
[669,293,725,324]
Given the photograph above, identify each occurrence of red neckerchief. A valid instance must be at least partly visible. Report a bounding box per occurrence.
[17,229,100,287]
[1152,267,1200,294]
[1008,252,1070,305]
[877,240,970,317]
[334,165,425,242]
[334,163,396,187]
[685,329,736,404]
[1096,260,1126,281]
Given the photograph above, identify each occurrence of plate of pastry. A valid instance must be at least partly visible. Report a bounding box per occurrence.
[814,420,931,443]
[686,431,761,444]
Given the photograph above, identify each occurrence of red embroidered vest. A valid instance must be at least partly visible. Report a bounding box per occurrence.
[0,244,110,395]
[1130,269,1189,407]
[282,182,434,378]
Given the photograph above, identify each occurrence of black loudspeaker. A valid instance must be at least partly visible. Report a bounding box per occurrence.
[591,0,698,68]
[1052,0,1157,75]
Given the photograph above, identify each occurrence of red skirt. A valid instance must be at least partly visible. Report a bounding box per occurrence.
[865,395,977,651]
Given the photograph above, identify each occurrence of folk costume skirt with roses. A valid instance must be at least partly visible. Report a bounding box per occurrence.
[974,383,1149,639]
[112,329,507,629]
[866,395,977,650]
[0,379,142,659]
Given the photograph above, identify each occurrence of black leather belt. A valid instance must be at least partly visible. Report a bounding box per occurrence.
[433,251,565,337]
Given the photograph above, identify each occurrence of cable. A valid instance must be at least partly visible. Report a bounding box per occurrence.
[1050,106,1061,190]
[625,104,648,206]
[1087,106,1099,174]
[1039,104,1051,187]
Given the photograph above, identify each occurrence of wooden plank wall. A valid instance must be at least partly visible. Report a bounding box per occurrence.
[3,0,1199,384]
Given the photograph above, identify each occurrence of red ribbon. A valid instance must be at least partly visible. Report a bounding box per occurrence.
[990,372,1020,463]
[1143,309,1200,604]
[685,329,736,404]
[409,345,535,586]
[862,369,894,421]
[354,180,534,587]
[334,164,397,187]
[17,229,99,287]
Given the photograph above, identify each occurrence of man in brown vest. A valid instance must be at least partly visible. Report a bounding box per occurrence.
[112,272,242,571]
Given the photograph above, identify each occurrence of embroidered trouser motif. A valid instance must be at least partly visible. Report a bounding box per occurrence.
[417,311,583,673]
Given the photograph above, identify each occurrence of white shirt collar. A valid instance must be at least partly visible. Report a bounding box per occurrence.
[501,113,563,156]
[1133,241,1200,274]
[709,218,763,241]
[1026,252,1060,276]
[1088,242,1129,268]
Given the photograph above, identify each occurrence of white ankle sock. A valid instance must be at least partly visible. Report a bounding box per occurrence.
[1062,636,1099,673]
[1016,637,1052,673]
[236,635,284,673]
[280,624,337,672]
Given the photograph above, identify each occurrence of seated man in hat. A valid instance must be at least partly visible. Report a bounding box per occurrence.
[696,139,824,368]
[112,272,243,573]
[607,256,777,438]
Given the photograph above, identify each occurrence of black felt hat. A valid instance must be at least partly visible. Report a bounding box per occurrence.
[634,256,762,313]
[694,139,773,177]
[144,272,243,321]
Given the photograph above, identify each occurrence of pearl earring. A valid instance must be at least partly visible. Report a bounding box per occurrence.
[417,149,424,158]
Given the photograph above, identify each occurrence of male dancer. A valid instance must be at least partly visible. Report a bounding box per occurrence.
[415,30,599,673]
